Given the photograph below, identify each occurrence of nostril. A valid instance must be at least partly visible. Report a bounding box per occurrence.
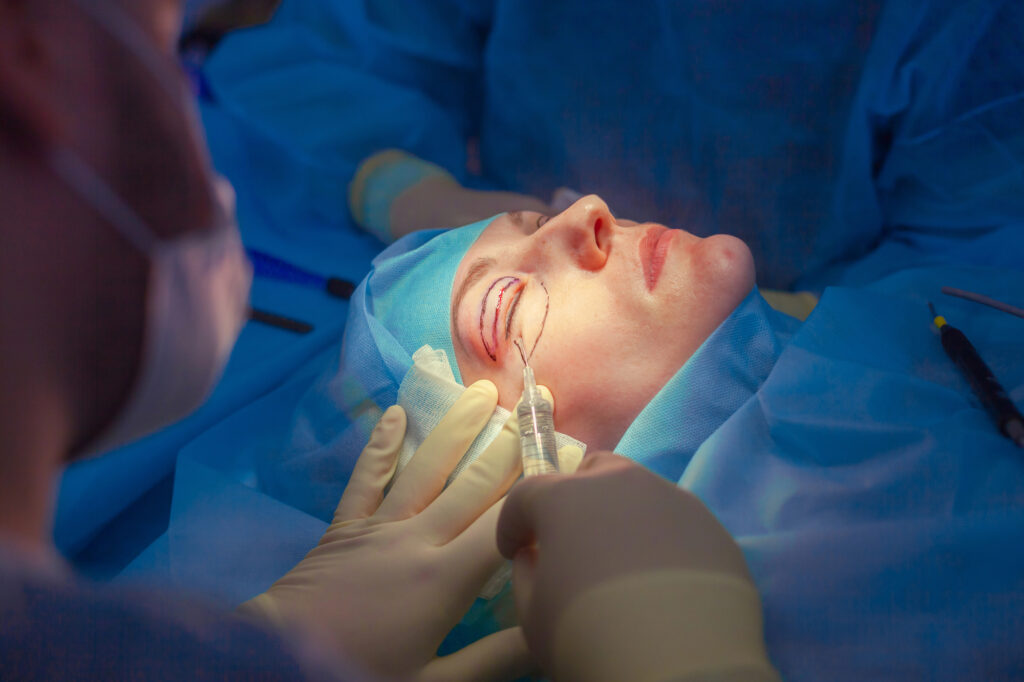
[592,217,610,255]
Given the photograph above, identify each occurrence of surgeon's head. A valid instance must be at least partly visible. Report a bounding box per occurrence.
[450,196,754,449]
[0,0,225,456]
[0,0,204,234]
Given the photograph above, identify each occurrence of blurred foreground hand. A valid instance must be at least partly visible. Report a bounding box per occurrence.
[498,451,781,682]
[240,381,544,682]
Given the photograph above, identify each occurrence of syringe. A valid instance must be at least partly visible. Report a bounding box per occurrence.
[513,339,560,476]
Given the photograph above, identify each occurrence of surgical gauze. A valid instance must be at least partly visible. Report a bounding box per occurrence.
[395,345,586,482]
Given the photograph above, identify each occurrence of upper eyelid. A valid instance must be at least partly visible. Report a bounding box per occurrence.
[481,276,526,348]
[497,277,526,330]
[504,286,524,340]
[478,275,548,361]
[480,275,521,360]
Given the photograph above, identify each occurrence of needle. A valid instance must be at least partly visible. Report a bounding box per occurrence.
[513,338,529,367]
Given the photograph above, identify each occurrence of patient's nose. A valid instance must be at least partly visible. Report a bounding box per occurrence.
[546,195,614,270]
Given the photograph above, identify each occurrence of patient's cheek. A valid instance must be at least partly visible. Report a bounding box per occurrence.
[459,365,522,413]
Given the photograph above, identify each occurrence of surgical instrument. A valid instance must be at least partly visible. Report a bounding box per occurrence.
[941,286,1024,321]
[513,338,560,475]
[247,249,355,300]
[248,307,313,334]
[929,303,1024,448]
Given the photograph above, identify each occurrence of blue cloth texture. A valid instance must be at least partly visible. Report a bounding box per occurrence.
[683,265,1024,680]
[615,290,800,481]
[201,0,1024,289]
[356,216,492,387]
[268,217,493,519]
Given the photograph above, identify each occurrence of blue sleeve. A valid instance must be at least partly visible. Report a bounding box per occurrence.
[805,0,1024,288]
[201,0,494,231]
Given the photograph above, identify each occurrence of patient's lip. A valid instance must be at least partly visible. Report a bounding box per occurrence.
[639,225,673,290]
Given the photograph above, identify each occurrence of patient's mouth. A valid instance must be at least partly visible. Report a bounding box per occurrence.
[640,225,673,290]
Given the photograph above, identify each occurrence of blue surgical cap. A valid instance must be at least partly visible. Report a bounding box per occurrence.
[275,216,496,518]
[353,215,494,386]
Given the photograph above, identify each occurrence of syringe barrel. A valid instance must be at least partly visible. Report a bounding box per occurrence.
[517,399,560,476]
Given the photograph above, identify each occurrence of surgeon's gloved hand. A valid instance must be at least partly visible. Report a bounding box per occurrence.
[498,452,781,682]
[349,149,551,243]
[239,380,538,682]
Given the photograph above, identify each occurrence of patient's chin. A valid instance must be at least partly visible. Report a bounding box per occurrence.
[699,234,756,306]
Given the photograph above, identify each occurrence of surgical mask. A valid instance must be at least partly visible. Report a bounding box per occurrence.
[53,0,252,456]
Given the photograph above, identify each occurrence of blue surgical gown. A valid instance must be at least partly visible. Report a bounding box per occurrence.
[202,0,1024,289]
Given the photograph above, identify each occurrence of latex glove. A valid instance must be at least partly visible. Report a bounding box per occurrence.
[240,381,536,682]
[497,452,780,682]
[348,149,550,242]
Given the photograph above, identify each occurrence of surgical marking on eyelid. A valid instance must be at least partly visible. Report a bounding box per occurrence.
[504,279,549,360]
[504,288,523,341]
[491,280,519,358]
[479,276,520,361]
[513,338,528,366]
[527,281,549,360]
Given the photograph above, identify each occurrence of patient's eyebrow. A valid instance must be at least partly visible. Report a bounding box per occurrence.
[451,257,497,356]
[507,210,538,235]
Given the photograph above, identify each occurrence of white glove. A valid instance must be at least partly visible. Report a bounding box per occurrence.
[498,452,780,682]
[239,380,578,681]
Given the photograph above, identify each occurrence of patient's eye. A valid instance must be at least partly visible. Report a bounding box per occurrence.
[480,276,521,361]
[536,214,550,229]
[478,276,548,363]
[504,287,524,341]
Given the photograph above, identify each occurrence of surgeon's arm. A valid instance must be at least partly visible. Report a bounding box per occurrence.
[349,149,551,242]
[237,381,581,681]
[498,452,781,682]
[238,382,533,681]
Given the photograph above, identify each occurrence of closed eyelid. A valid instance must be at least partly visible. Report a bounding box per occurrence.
[489,278,549,361]
[527,281,549,359]
[480,276,520,360]
[508,210,552,234]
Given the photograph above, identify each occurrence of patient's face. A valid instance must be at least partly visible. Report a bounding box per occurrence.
[451,195,754,450]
